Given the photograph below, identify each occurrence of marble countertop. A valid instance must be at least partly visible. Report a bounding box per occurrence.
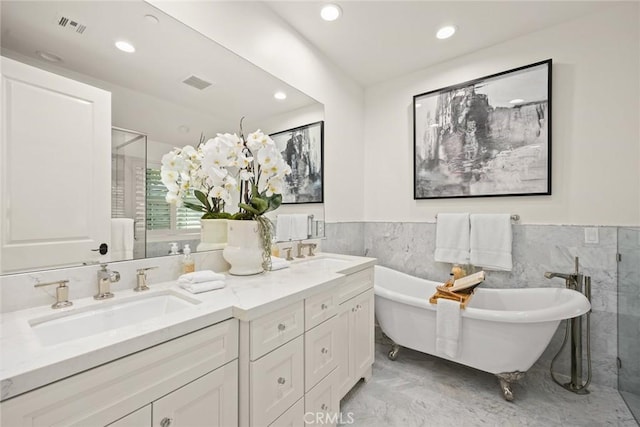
[0,253,376,401]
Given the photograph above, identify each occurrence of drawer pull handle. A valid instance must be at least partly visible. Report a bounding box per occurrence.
[356,304,362,310]
[278,323,286,331]
[321,403,328,411]
[278,377,286,385]
[321,347,328,354]
[321,303,328,310]
[160,417,173,427]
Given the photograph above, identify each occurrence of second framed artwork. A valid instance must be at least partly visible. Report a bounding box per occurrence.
[270,121,324,204]
[413,59,552,199]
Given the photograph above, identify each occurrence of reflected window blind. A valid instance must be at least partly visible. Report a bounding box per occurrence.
[146,168,201,231]
[146,168,170,230]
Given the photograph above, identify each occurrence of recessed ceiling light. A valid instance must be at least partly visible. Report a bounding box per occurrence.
[510,98,524,104]
[115,40,135,53]
[36,50,62,63]
[320,4,342,21]
[274,91,287,100]
[436,25,456,40]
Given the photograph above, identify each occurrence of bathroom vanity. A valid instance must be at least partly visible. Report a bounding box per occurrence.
[0,253,375,427]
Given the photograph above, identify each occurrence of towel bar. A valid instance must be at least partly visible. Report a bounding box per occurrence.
[435,214,520,222]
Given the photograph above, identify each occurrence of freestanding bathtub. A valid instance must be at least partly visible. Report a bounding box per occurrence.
[374,265,591,401]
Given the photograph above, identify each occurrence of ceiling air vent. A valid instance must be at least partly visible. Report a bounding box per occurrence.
[182,75,212,91]
[56,14,87,34]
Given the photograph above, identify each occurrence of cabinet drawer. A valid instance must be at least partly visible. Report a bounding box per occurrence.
[268,398,304,427]
[304,369,339,427]
[250,336,304,426]
[337,268,374,305]
[304,316,338,392]
[305,287,339,331]
[250,301,304,360]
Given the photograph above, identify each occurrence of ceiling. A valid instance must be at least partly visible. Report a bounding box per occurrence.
[0,1,319,145]
[266,1,621,86]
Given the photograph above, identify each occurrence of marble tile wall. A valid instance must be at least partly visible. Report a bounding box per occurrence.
[325,221,624,388]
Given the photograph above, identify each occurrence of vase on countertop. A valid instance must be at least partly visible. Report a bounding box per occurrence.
[196,219,227,252]
[222,220,264,275]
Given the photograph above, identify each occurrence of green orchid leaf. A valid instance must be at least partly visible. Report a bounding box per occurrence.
[238,202,261,215]
[193,190,211,210]
[183,201,206,212]
[250,197,269,214]
[265,193,282,213]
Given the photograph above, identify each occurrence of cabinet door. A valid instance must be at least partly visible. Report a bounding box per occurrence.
[305,316,338,392]
[108,405,151,427]
[353,290,375,376]
[0,56,111,273]
[335,303,354,399]
[153,360,238,427]
[304,369,339,427]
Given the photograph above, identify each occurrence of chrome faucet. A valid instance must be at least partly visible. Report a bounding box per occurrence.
[544,257,582,291]
[95,264,120,300]
[134,266,158,292]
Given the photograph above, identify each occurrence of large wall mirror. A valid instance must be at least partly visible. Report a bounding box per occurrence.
[0,0,325,274]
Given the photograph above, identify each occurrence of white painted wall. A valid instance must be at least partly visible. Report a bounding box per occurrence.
[147,1,365,222]
[363,3,640,226]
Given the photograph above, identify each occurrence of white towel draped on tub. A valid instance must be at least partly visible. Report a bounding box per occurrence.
[434,213,470,264]
[436,298,461,358]
[110,218,134,261]
[470,214,513,271]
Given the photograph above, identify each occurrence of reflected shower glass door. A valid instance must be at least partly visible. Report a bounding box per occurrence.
[111,127,147,260]
[618,227,640,423]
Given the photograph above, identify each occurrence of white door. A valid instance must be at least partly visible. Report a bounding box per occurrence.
[0,56,111,273]
[153,361,238,427]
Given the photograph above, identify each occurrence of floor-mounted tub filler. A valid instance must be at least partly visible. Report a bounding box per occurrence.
[374,265,591,401]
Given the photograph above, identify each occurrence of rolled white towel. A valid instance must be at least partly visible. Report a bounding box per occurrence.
[180,280,225,294]
[178,270,226,284]
[270,256,290,271]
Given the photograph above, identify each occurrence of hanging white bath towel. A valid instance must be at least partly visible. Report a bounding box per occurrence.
[434,213,470,264]
[470,214,513,271]
[435,298,462,358]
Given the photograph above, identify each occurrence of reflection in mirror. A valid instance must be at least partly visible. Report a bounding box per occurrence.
[0,0,324,274]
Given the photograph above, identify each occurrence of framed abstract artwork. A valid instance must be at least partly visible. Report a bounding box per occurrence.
[270,121,324,204]
[413,59,552,199]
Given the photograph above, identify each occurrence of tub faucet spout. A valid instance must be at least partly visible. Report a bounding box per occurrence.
[544,271,579,290]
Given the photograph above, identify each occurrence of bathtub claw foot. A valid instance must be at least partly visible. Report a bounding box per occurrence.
[496,371,525,402]
[388,344,400,361]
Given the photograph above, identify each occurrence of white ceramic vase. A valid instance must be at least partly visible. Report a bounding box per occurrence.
[222,220,264,275]
[196,219,228,252]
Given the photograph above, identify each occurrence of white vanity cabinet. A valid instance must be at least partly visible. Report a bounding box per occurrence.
[0,319,239,427]
[335,269,375,399]
[239,265,375,427]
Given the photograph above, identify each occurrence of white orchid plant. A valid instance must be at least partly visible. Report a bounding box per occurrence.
[160,119,291,223]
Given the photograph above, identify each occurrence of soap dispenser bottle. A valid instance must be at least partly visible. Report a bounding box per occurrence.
[182,244,195,273]
[169,242,179,255]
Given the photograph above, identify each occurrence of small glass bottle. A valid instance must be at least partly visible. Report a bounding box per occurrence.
[182,244,195,273]
[169,242,179,255]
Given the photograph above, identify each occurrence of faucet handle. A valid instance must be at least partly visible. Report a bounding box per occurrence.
[307,243,317,257]
[282,247,293,261]
[34,280,72,309]
[135,267,158,292]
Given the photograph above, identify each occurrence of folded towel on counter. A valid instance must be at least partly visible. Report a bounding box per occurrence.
[434,213,470,264]
[269,256,290,271]
[178,270,226,284]
[179,280,225,294]
[470,214,513,271]
[435,298,462,358]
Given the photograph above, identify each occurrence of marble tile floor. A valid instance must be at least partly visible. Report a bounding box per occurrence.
[340,337,638,427]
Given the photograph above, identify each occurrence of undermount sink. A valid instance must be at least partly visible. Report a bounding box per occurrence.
[292,256,352,271]
[29,291,200,346]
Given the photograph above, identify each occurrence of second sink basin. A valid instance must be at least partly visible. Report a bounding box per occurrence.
[292,257,352,271]
[29,291,200,346]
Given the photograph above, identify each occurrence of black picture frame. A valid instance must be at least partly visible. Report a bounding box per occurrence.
[270,120,324,204]
[413,59,552,200]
